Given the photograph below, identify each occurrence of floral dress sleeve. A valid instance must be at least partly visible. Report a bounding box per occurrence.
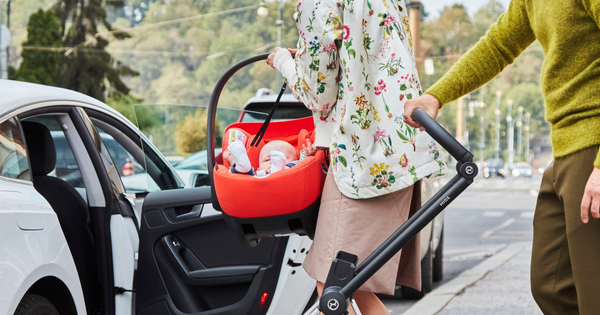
[275,0,343,147]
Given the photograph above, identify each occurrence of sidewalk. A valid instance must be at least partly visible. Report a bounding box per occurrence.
[405,242,542,315]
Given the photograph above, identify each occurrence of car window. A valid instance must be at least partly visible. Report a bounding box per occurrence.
[0,118,31,181]
[133,105,266,188]
[24,116,87,197]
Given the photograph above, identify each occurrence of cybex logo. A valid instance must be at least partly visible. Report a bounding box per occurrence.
[440,196,451,206]
[327,299,339,311]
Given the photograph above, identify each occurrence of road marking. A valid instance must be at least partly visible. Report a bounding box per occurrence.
[482,211,506,217]
[480,218,516,238]
[521,211,534,218]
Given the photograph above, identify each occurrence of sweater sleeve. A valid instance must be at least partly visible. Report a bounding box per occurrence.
[279,0,342,146]
[425,0,536,107]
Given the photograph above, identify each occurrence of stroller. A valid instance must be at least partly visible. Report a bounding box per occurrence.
[207,54,478,315]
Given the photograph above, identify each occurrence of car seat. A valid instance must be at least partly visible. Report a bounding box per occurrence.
[213,116,328,245]
[21,121,101,314]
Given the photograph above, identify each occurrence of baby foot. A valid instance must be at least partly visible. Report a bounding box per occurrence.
[269,151,286,174]
[228,141,252,173]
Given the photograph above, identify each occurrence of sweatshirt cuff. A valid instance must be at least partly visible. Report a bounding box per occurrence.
[425,84,453,108]
[595,150,600,169]
[314,121,334,148]
[274,49,296,81]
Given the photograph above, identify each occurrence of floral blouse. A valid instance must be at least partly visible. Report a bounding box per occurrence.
[275,0,445,199]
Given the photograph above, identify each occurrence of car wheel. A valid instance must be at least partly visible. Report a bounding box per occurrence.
[14,294,59,315]
[401,241,433,300]
[433,228,444,282]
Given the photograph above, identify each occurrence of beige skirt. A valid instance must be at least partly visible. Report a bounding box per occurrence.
[303,171,422,295]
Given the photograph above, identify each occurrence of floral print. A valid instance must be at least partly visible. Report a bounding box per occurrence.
[283,0,445,199]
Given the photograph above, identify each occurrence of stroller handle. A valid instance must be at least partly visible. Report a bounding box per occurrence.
[412,108,473,163]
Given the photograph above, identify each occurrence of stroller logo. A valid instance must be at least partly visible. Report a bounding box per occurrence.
[440,196,451,206]
[327,299,339,311]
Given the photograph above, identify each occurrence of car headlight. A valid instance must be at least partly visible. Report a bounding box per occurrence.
[512,169,520,176]
[484,167,489,172]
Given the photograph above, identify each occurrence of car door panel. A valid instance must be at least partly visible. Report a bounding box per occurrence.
[137,187,287,315]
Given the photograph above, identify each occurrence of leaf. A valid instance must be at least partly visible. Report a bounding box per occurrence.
[400,84,407,91]
[348,49,356,59]
[351,115,359,120]
[377,184,383,189]
[397,130,408,141]
[318,85,326,93]
[434,152,440,159]
[338,144,347,150]
[338,156,348,167]
[407,93,413,100]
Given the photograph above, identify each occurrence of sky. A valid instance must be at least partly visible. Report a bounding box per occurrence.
[423,0,512,19]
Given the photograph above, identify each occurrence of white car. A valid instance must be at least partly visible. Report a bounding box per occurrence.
[0,80,316,315]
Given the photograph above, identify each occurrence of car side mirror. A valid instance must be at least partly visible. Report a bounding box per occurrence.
[192,173,210,187]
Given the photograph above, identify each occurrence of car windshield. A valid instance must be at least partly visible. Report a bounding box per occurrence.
[487,159,504,168]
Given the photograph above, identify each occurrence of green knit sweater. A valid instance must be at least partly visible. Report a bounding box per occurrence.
[426,0,600,168]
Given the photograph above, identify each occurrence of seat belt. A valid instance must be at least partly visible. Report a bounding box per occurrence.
[250,82,288,147]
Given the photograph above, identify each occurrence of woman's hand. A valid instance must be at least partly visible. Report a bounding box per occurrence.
[580,167,600,223]
[267,47,297,69]
[403,94,441,131]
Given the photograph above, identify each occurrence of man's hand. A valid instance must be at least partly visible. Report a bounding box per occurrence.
[267,47,297,69]
[403,94,442,131]
[581,167,600,223]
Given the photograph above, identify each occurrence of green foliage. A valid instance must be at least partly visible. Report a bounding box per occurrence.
[13,9,62,85]
[106,93,158,130]
[53,0,138,101]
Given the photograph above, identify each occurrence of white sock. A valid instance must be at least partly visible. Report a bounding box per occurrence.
[228,141,252,173]
[269,151,286,174]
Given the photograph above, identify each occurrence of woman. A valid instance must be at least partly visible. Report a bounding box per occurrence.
[267,0,444,313]
[404,0,600,313]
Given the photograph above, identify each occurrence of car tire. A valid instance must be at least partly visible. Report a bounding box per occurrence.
[433,228,444,282]
[14,294,59,315]
[401,241,433,300]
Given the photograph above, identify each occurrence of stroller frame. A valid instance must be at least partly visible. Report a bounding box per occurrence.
[207,54,478,315]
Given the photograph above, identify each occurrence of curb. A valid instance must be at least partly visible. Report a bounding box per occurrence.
[403,242,530,315]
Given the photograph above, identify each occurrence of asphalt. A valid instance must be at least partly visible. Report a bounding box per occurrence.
[382,174,542,314]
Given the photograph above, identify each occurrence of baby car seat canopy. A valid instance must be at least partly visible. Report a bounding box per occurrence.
[213,116,328,244]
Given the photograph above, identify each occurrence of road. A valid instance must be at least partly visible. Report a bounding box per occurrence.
[381,174,542,314]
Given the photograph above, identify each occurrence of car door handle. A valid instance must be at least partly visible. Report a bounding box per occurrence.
[161,235,262,286]
[164,204,203,222]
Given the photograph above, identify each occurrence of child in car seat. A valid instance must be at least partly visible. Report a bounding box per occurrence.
[224,139,317,177]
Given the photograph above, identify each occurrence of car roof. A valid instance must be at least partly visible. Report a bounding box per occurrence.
[0,79,113,117]
[243,93,301,109]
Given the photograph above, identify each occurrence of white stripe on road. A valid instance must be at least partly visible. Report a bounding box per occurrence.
[480,218,516,238]
[520,211,534,218]
[482,211,506,217]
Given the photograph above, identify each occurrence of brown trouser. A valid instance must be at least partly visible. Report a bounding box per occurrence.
[531,145,600,315]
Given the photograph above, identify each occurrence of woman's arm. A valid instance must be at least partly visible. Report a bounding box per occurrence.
[426,0,536,107]
[272,1,342,146]
[404,0,536,129]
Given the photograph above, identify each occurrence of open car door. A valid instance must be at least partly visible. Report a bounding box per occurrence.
[132,105,315,315]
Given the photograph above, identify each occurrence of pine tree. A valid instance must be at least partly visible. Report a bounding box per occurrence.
[54,0,137,101]
[14,9,62,85]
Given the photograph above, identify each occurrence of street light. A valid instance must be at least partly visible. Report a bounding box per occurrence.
[506,99,515,171]
[258,0,289,88]
[516,106,524,162]
[494,91,502,159]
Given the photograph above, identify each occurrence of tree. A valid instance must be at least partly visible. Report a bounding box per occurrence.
[174,108,211,156]
[13,9,62,85]
[54,0,137,101]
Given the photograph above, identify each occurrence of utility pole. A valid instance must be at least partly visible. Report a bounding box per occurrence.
[408,0,422,71]
[524,112,531,165]
[506,99,515,171]
[494,91,502,159]
[516,106,524,162]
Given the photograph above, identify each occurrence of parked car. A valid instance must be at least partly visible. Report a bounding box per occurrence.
[235,89,448,299]
[483,158,506,178]
[0,80,316,315]
[512,163,533,178]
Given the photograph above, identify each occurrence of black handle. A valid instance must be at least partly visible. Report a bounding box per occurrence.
[412,108,472,163]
